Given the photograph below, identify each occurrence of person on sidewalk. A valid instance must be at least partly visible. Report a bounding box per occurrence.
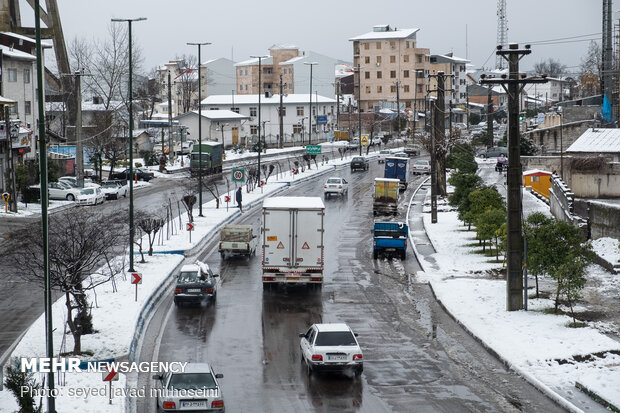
[236,187,243,213]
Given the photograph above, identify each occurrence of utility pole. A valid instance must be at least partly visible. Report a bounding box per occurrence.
[487,85,494,146]
[336,79,341,131]
[250,55,267,192]
[73,71,84,188]
[167,70,173,164]
[395,80,401,135]
[279,74,284,148]
[355,65,363,156]
[348,98,352,143]
[430,99,437,223]
[4,107,16,212]
[304,62,318,145]
[481,43,547,311]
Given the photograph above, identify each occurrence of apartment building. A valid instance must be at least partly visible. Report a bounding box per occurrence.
[349,24,430,113]
[429,53,470,105]
[235,44,344,99]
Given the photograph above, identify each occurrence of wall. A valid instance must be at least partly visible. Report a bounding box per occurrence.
[570,162,620,198]
[523,120,592,156]
[587,201,620,240]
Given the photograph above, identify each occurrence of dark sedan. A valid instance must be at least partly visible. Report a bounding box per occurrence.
[350,156,369,172]
[109,168,154,182]
[174,263,218,306]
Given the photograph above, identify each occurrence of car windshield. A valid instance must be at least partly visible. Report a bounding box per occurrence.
[380,150,390,154]
[326,179,341,184]
[178,271,204,282]
[315,331,357,346]
[103,182,116,188]
[168,373,216,390]
[415,161,429,166]
[352,157,364,161]
[80,188,94,195]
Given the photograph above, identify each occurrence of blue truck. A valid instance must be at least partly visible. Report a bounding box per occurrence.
[372,221,408,260]
[384,156,410,191]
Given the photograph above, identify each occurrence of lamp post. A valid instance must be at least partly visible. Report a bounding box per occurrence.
[250,55,268,192]
[112,16,146,273]
[304,62,318,145]
[354,66,364,156]
[187,42,211,216]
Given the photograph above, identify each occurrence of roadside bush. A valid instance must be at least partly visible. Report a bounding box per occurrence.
[446,143,477,174]
[4,362,42,413]
[140,150,158,167]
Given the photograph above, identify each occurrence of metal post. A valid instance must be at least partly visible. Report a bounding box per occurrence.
[559,111,563,179]
[431,97,438,224]
[167,70,173,164]
[304,62,318,145]
[356,66,363,156]
[250,55,267,191]
[279,74,284,148]
[112,17,146,273]
[74,71,84,188]
[35,1,55,410]
[187,42,211,216]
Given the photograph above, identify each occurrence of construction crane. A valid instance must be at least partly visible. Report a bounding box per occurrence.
[496,0,508,70]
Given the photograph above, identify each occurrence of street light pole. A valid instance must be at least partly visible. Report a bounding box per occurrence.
[250,55,268,192]
[187,42,211,217]
[112,16,146,273]
[355,66,364,156]
[304,62,318,145]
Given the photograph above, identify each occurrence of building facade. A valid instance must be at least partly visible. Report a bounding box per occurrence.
[349,24,430,113]
[429,53,470,104]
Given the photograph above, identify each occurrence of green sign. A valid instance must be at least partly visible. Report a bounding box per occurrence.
[305,145,322,155]
[232,168,245,182]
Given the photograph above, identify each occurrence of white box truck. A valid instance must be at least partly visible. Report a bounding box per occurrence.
[261,196,325,289]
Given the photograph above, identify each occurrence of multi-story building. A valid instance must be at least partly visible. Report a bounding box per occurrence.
[349,24,430,113]
[429,53,470,105]
[522,77,567,105]
[235,44,345,99]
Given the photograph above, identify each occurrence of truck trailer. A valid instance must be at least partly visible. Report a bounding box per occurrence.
[373,177,400,216]
[384,156,410,191]
[261,196,325,289]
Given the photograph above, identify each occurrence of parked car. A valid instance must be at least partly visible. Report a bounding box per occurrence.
[179,140,194,155]
[323,177,348,198]
[29,181,82,201]
[173,262,219,306]
[101,180,128,200]
[411,159,431,175]
[152,363,225,412]
[347,138,360,150]
[350,156,369,172]
[77,187,105,206]
[59,176,98,188]
[371,136,383,145]
[403,145,418,157]
[299,323,363,376]
[477,147,507,159]
[109,168,154,182]
[377,149,393,163]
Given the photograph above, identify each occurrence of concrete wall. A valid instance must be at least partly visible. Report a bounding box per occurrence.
[588,200,620,240]
[523,120,593,156]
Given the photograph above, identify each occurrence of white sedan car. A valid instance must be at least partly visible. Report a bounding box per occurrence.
[77,187,105,206]
[299,323,363,376]
[59,176,99,188]
[411,159,431,175]
[153,363,224,412]
[323,177,348,198]
[101,180,128,200]
[33,181,82,201]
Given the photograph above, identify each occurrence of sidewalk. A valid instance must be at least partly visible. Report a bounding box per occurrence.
[407,162,620,413]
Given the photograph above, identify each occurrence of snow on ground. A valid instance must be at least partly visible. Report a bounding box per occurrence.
[0,147,371,412]
[0,199,72,217]
[591,237,620,265]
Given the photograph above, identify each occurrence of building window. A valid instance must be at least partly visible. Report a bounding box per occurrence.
[376,56,381,64]
[377,86,382,93]
[297,106,304,116]
[7,69,17,82]
[293,124,302,134]
[278,107,286,116]
[10,104,17,115]
[239,85,243,91]
[404,85,410,93]
[25,101,31,115]
[312,107,316,116]
[364,43,369,50]
[403,70,409,78]
[390,55,396,63]
[231,107,239,113]
[24,69,30,83]
[376,41,381,49]
[250,125,257,135]
[390,85,396,93]
[330,106,334,114]
[244,85,248,91]
[239,69,242,75]
[390,41,396,48]
[406,41,410,48]
[365,86,371,94]
[250,107,257,117]
[417,85,424,93]
[417,54,423,63]
[390,70,396,78]
[245,69,248,75]
[365,56,370,64]
[376,71,382,79]
[403,55,409,63]
[365,72,370,79]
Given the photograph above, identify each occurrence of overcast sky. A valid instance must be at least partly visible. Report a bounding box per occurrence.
[28,0,612,74]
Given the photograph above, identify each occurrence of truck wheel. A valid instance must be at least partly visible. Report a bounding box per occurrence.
[401,251,407,260]
[373,251,378,260]
[220,252,225,260]
[263,283,271,291]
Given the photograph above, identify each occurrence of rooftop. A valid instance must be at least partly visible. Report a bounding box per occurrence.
[262,196,325,209]
[201,94,337,106]
[566,128,620,153]
[349,26,419,41]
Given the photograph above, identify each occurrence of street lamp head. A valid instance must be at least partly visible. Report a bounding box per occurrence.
[304,61,319,66]
[111,17,147,22]
[187,42,212,46]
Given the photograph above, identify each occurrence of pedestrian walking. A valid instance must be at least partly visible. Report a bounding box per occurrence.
[236,187,243,212]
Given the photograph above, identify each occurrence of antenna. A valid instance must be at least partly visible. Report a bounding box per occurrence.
[496,0,508,70]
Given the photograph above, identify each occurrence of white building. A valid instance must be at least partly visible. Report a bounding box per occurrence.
[201,93,338,145]
[430,54,470,104]
[201,57,236,97]
[522,77,567,105]
[174,110,249,148]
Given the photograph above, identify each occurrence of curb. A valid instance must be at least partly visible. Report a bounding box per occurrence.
[575,381,620,413]
[406,177,432,272]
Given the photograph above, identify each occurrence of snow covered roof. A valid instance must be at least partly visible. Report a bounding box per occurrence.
[269,43,299,50]
[0,32,52,48]
[176,110,249,121]
[280,55,306,65]
[262,196,325,209]
[523,169,552,176]
[335,64,354,77]
[431,54,470,64]
[201,94,337,106]
[46,100,125,112]
[349,27,419,41]
[0,44,35,61]
[235,56,273,67]
[566,128,620,153]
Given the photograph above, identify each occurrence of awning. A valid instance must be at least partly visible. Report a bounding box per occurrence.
[0,95,16,105]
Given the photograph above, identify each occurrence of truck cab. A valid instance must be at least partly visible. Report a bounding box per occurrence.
[219,224,257,259]
[372,221,408,260]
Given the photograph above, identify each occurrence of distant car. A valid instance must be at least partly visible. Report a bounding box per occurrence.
[323,177,348,198]
[77,187,105,206]
[377,149,393,163]
[109,168,154,182]
[350,156,369,171]
[173,263,219,306]
[393,152,408,158]
[29,181,82,201]
[411,160,431,175]
[403,145,418,157]
[179,140,194,155]
[477,147,507,159]
[101,180,128,200]
[59,176,98,188]
[152,363,225,413]
[347,138,359,150]
[371,136,383,145]
[299,323,363,376]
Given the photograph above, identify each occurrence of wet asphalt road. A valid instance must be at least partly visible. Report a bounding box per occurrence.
[136,160,564,413]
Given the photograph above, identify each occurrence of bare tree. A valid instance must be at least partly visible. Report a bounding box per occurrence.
[174,54,199,113]
[579,41,602,97]
[135,210,165,256]
[2,209,125,355]
[533,58,567,78]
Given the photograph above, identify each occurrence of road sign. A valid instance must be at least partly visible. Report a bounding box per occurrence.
[232,168,245,182]
[536,113,545,124]
[102,368,119,382]
[317,115,327,124]
[186,222,195,231]
[305,145,321,155]
[361,135,369,146]
[131,272,142,285]
[1,192,9,201]
[224,195,230,203]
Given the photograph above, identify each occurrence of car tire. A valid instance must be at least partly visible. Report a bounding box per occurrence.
[67,194,75,201]
[306,360,313,376]
[220,252,225,260]
[373,250,378,260]
[213,292,217,302]
[401,250,407,260]
[355,366,363,376]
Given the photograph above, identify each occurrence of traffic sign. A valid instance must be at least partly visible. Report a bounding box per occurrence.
[316,115,327,124]
[102,368,119,382]
[232,168,245,182]
[361,135,369,146]
[130,272,142,285]
[1,192,9,201]
[186,222,195,231]
[277,241,284,249]
[9,123,19,139]
[224,195,230,203]
[305,145,321,155]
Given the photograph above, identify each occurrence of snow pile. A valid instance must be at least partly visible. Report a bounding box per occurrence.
[591,237,620,264]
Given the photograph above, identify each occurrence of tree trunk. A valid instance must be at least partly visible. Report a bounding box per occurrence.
[554,284,561,313]
[535,274,540,298]
[65,291,81,355]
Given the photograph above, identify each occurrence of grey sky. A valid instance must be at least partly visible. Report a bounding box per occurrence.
[35,0,610,74]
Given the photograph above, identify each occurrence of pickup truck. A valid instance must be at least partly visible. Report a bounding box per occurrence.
[219,224,257,259]
[372,221,408,260]
[403,145,418,156]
